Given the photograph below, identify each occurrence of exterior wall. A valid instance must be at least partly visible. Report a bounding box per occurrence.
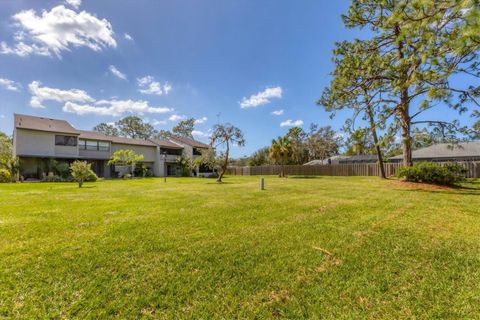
[79,149,111,159]
[54,145,78,157]
[15,129,57,157]
[111,143,157,162]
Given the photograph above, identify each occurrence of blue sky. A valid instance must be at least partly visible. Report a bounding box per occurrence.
[0,0,476,157]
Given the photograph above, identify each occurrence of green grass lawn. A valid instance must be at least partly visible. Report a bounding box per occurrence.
[1,176,480,319]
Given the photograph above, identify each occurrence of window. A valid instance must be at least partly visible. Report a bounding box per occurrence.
[78,139,110,151]
[55,135,77,147]
[86,140,98,150]
[193,148,203,156]
[98,141,109,151]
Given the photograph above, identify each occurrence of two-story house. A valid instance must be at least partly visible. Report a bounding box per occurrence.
[13,114,211,179]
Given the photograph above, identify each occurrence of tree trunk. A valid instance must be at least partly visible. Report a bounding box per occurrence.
[217,140,229,183]
[395,24,413,167]
[366,104,386,179]
[401,119,412,167]
[399,95,412,167]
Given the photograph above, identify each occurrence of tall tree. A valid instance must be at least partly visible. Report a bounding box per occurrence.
[344,128,376,156]
[248,147,271,166]
[172,118,195,138]
[154,130,172,140]
[285,127,309,164]
[209,123,245,182]
[93,123,119,136]
[306,124,342,161]
[338,0,480,166]
[269,136,292,178]
[115,116,155,139]
[319,40,387,177]
[108,149,144,177]
[0,132,19,181]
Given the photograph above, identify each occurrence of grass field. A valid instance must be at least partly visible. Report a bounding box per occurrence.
[1,176,480,319]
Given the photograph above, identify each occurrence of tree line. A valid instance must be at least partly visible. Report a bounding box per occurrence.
[317,0,480,178]
[93,116,197,139]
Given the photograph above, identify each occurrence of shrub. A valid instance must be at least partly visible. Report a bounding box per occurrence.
[397,162,467,185]
[55,162,71,179]
[134,163,150,177]
[43,175,63,182]
[70,161,97,187]
[0,169,11,183]
[121,173,132,179]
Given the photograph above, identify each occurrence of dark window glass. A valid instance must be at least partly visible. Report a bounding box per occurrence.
[55,135,77,146]
[98,141,110,151]
[78,139,87,150]
[86,140,98,150]
[193,148,202,156]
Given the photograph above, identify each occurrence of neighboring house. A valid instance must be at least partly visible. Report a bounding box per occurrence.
[168,136,213,177]
[339,154,378,164]
[12,114,211,179]
[304,156,349,165]
[390,141,480,162]
[304,154,378,165]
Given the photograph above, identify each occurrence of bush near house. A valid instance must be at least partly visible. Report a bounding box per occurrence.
[0,169,11,183]
[70,161,98,187]
[397,162,467,185]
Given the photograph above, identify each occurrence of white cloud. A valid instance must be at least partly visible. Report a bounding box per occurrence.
[124,33,133,41]
[271,109,284,116]
[168,114,186,122]
[65,0,81,9]
[109,65,127,80]
[29,81,94,108]
[0,5,116,57]
[137,76,171,95]
[29,80,173,116]
[280,119,304,127]
[194,117,208,124]
[240,86,282,109]
[0,115,5,119]
[152,119,167,126]
[0,78,21,91]
[63,99,172,116]
[192,130,211,138]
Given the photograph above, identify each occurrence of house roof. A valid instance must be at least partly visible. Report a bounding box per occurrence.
[149,138,183,149]
[304,156,349,166]
[390,141,480,160]
[14,114,79,135]
[170,136,210,148]
[79,130,157,147]
[341,154,378,162]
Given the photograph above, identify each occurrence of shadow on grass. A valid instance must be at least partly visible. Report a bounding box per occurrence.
[288,176,322,179]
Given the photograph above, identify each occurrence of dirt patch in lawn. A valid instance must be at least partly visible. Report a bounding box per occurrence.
[387,180,453,191]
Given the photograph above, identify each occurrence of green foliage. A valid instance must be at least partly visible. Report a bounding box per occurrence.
[42,173,64,183]
[0,133,20,181]
[134,163,152,177]
[322,0,480,165]
[93,123,119,136]
[0,169,11,183]
[108,149,144,177]
[344,128,376,156]
[397,162,467,185]
[115,116,155,139]
[70,161,97,187]
[55,162,71,179]
[209,123,245,182]
[172,118,196,138]
[248,147,271,166]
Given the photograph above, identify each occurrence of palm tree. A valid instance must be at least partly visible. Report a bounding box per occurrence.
[269,136,292,178]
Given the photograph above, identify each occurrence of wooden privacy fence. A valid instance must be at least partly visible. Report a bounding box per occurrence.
[226,162,480,178]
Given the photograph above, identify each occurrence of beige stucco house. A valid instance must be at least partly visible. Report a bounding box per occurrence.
[13,114,211,179]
